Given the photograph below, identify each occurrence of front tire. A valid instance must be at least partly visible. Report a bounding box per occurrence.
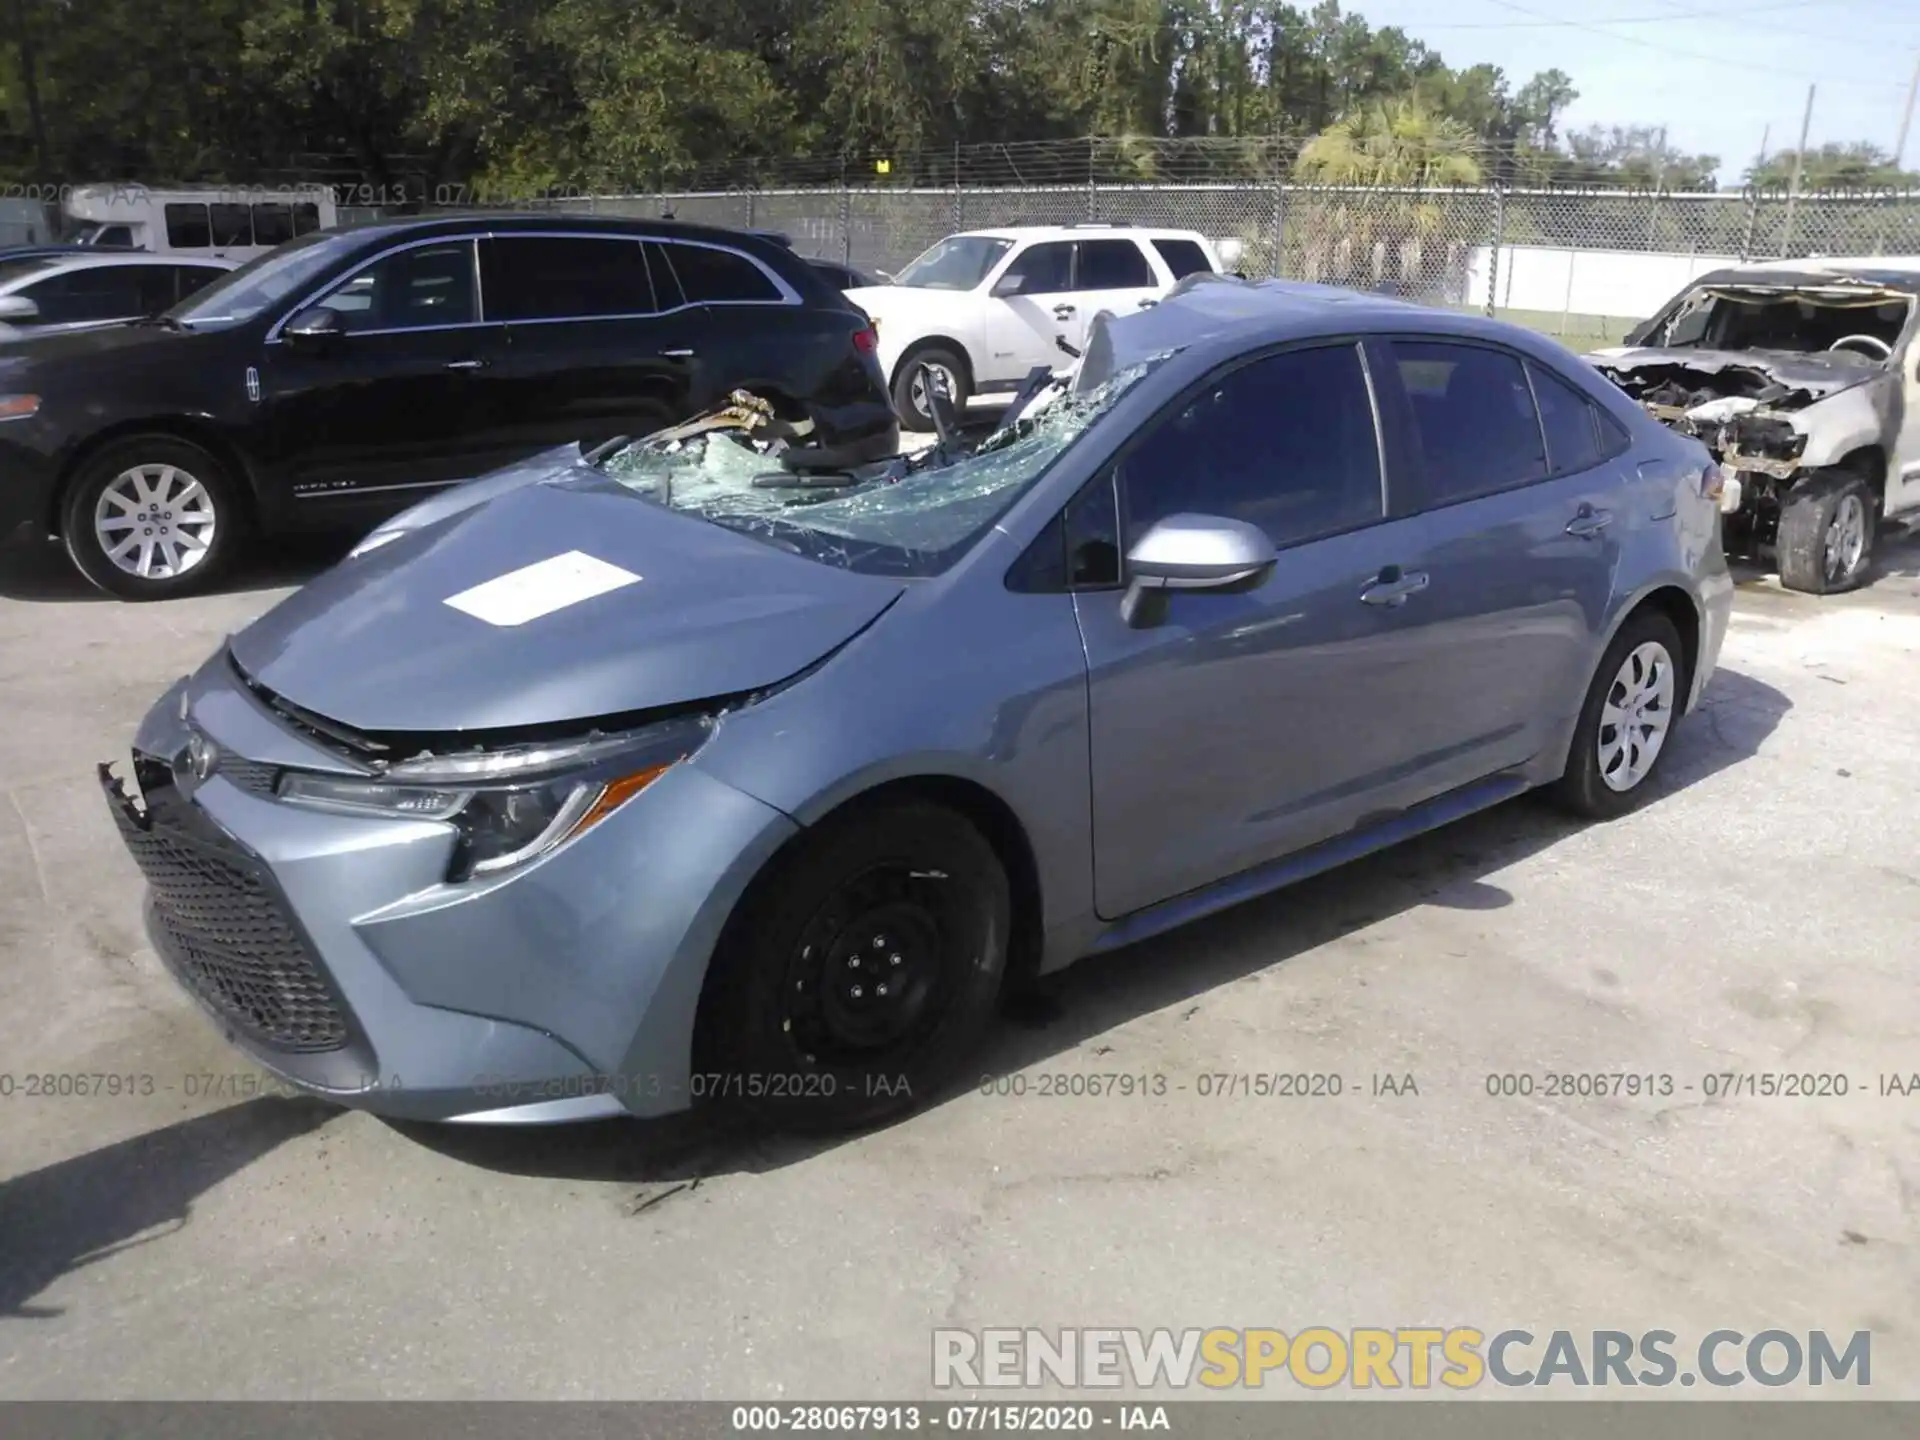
[891,346,970,434]
[1776,466,1876,595]
[1551,610,1686,819]
[62,436,245,600]
[694,800,1010,1133]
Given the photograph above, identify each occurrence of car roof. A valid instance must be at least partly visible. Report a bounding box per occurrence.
[955,224,1211,244]
[314,211,801,253]
[0,252,236,284]
[1081,274,1588,387]
[1685,256,1920,291]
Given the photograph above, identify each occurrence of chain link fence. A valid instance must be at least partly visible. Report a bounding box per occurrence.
[451,181,1910,351]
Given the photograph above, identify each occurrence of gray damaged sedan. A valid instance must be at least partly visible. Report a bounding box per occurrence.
[102,276,1733,1132]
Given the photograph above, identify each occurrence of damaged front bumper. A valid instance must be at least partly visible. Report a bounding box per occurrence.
[103,658,799,1124]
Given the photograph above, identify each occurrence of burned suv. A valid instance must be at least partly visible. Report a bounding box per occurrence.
[1589,258,1920,594]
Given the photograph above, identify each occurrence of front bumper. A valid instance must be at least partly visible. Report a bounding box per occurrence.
[103,660,799,1123]
[0,430,61,540]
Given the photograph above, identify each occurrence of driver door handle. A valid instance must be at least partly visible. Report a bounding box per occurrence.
[1137,298,1158,308]
[1360,566,1430,607]
[1052,303,1077,321]
[444,358,487,371]
[660,348,695,358]
[1566,504,1614,538]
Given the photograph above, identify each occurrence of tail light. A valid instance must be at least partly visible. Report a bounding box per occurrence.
[1700,462,1726,501]
[852,325,878,354]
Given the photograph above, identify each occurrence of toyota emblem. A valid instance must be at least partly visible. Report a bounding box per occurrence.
[185,730,218,781]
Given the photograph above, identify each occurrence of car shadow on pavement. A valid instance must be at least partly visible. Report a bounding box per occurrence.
[0,1097,336,1319]
[0,531,353,603]
[401,664,1793,1190]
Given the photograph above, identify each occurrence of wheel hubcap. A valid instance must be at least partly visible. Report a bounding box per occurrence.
[910,364,957,419]
[1597,640,1676,793]
[783,867,949,1062]
[94,463,217,580]
[1824,494,1867,583]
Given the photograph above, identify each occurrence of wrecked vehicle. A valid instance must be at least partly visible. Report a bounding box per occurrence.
[1589,258,1920,593]
[100,278,1729,1135]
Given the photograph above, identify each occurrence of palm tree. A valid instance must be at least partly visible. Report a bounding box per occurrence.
[1290,96,1485,297]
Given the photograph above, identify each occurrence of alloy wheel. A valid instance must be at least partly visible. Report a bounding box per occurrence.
[1597,640,1676,793]
[94,463,218,581]
[1824,493,1867,586]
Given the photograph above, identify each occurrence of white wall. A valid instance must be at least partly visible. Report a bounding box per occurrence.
[1462,244,1739,320]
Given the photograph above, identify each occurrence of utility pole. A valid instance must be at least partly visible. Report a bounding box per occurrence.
[1782,84,1815,256]
[1896,55,1920,169]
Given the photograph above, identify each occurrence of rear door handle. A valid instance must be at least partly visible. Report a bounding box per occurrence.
[1566,505,1614,538]
[660,348,695,358]
[444,358,487,371]
[1052,304,1076,321]
[1137,298,1158,309]
[1360,567,1430,607]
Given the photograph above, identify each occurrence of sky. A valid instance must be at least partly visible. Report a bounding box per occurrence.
[1358,0,1920,185]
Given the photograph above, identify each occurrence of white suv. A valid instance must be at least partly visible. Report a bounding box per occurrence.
[847,224,1224,430]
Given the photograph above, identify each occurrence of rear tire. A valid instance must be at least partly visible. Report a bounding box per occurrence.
[1551,610,1686,820]
[1776,466,1876,595]
[62,436,245,600]
[892,346,969,434]
[694,800,1009,1133]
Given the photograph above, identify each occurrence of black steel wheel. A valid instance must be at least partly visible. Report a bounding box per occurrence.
[694,799,1009,1132]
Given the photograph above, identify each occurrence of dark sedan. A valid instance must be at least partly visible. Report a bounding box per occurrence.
[0,214,898,598]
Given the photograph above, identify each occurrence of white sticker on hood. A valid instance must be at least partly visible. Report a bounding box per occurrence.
[443,551,641,627]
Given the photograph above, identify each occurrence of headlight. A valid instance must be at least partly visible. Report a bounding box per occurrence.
[275,714,712,880]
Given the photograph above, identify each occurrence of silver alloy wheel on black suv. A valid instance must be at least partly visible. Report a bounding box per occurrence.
[63,436,242,600]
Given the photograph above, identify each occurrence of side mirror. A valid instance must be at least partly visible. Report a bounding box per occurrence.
[284,306,342,340]
[990,274,1026,299]
[0,295,40,322]
[1120,512,1276,626]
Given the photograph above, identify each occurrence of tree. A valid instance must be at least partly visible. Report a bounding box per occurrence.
[1745,141,1920,192]
[1296,93,1482,185]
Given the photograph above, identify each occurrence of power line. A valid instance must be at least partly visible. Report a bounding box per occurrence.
[1478,0,1911,88]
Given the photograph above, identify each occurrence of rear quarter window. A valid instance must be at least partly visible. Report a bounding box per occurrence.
[660,243,782,304]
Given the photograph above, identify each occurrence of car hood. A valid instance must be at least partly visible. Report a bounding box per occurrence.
[227,467,906,736]
[0,319,201,375]
[1585,345,1884,402]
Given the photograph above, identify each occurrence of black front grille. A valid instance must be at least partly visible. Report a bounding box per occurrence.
[105,770,348,1053]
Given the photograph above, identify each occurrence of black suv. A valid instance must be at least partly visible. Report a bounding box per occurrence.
[0,214,898,598]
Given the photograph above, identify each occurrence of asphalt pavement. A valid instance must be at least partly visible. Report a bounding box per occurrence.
[2,524,1918,1399]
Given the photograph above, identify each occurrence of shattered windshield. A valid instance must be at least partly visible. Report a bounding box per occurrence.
[894,235,1013,291]
[598,355,1171,576]
[1659,284,1912,358]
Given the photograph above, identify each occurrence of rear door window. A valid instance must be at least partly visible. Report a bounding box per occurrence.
[1151,238,1213,279]
[165,204,211,249]
[1076,239,1154,289]
[20,266,149,323]
[658,243,781,304]
[1389,339,1549,507]
[481,236,657,320]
